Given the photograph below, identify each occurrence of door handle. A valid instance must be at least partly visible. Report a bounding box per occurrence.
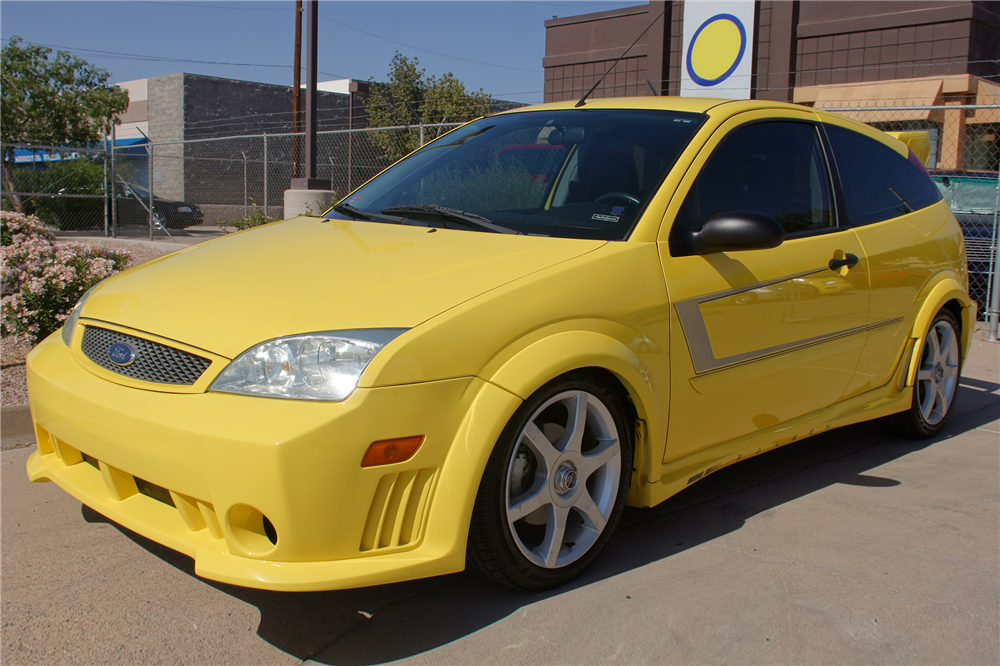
[828,253,859,271]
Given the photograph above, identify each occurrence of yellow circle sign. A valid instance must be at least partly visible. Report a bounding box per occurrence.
[686,14,747,87]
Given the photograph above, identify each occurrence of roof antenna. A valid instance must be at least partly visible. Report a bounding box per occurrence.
[576,8,667,108]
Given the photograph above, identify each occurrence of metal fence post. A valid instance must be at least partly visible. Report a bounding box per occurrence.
[110,127,118,237]
[147,143,154,240]
[263,134,269,216]
[102,144,109,237]
[988,173,1000,341]
[242,150,248,218]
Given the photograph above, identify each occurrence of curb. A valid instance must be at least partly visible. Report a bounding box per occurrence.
[59,236,215,251]
[1,403,34,450]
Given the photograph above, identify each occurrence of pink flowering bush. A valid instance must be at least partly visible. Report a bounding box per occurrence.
[1,212,132,344]
[1,210,56,247]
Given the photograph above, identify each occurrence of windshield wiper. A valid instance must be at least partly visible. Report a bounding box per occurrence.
[888,187,914,214]
[380,205,521,234]
[330,202,419,225]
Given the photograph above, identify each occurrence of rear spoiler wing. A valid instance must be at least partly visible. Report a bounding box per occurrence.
[886,131,932,167]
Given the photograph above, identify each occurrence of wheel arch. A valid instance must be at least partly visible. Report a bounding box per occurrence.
[484,329,665,498]
[905,275,975,386]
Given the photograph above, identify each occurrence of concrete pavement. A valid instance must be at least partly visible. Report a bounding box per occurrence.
[2,339,997,665]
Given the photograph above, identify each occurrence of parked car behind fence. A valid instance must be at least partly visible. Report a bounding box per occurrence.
[931,170,999,317]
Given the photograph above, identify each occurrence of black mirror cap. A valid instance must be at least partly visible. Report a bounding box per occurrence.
[692,211,785,254]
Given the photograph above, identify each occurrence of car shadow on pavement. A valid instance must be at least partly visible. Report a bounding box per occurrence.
[85,377,999,665]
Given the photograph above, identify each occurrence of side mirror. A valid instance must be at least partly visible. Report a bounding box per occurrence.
[691,211,785,254]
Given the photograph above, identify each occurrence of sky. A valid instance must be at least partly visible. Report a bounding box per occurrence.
[1,0,641,105]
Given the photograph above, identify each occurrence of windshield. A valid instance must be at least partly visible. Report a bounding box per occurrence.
[326,108,705,240]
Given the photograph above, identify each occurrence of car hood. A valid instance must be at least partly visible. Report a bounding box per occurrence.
[82,217,605,358]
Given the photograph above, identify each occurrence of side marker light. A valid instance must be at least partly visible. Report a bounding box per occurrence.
[361,436,424,467]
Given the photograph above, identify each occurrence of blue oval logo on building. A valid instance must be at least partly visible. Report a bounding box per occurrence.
[108,343,137,366]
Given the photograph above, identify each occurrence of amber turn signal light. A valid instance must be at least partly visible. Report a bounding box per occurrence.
[361,436,424,467]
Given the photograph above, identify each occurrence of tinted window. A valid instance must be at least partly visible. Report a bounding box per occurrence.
[670,121,835,256]
[329,109,705,241]
[827,124,942,226]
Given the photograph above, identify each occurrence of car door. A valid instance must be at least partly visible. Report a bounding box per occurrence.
[822,119,963,399]
[657,110,871,464]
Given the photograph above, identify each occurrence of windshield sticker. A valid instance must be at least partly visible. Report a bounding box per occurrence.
[592,214,620,222]
[611,206,625,216]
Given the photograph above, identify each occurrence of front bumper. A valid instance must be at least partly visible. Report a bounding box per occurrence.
[26,334,520,591]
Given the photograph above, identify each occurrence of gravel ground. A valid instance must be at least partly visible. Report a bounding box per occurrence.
[1,242,168,406]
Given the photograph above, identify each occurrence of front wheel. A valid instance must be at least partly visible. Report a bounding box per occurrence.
[467,374,632,590]
[885,309,961,438]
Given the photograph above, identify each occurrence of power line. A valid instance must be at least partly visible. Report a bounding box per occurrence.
[139,1,289,9]
[135,0,540,73]
[318,15,538,73]
[2,38,346,79]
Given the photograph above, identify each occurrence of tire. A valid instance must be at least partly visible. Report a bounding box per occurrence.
[467,373,632,591]
[885,309,961,439]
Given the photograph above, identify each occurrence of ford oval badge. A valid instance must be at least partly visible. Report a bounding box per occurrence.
[108,343,137,366]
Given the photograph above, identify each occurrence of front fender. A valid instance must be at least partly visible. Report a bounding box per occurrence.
[488,330,657,406]
[485,328,667,499]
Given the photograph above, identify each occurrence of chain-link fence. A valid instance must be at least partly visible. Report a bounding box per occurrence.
[129,122,463,231]
[2,109,998,324]
[1,144,111,234]
[1,123,463,240]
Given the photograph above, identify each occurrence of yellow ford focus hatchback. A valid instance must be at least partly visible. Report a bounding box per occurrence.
[26,98,974,591]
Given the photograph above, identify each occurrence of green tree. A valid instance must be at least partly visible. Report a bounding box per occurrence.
[1,36,130,211]
[364,52,492,162]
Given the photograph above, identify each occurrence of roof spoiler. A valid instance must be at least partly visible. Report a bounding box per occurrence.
[886,131,932,167]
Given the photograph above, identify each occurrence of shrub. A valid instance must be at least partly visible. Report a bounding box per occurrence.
[1,210,56,247]
[1,211,132,343]
[216,202,280,233]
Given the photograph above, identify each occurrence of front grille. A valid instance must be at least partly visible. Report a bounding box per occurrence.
[81,326,211,385]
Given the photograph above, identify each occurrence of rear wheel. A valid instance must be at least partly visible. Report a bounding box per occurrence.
[886,309,961,438]
[467,374,632,590]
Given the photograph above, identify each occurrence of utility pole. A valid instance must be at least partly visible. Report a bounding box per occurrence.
[291,0,302,178]
[303,0,321,183]
[285,0,333,217]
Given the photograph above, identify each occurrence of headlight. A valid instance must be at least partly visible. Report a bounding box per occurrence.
[209,329,406,401]
[61,286,97,347]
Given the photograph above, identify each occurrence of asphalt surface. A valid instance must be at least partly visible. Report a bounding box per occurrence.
[2,338,997,665]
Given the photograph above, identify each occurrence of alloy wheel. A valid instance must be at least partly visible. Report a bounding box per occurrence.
[504,390,622,569]
[916,319,960,425]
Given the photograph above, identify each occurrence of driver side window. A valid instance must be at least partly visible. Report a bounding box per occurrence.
[669,121,836,257]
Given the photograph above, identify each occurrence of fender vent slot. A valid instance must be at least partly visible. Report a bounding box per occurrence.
[360,468,436,552]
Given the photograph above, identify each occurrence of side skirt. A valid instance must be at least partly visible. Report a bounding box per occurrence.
[629,357,914,509]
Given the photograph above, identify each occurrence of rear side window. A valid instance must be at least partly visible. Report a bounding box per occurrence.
[826,125,942,226]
